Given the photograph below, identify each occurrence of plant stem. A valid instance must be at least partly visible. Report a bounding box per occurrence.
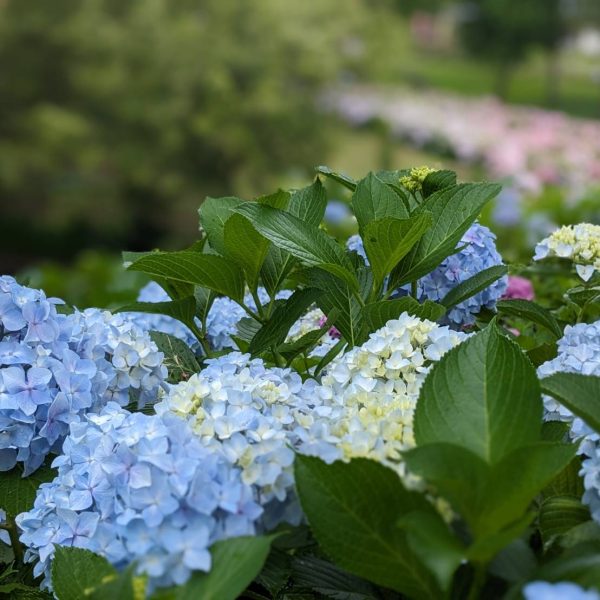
[250,288,266,320]
[1,518,23,564]
[467,563,486,600]
[411,280,418,299]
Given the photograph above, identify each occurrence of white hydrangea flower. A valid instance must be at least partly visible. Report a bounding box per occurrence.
[299,312,467,483]
[155,352,321,528]
[286,307,340,358]
[534,223,600,281]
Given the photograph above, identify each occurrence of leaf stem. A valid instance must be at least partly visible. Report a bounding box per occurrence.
[466,563,486,600]
[411,280,418,300]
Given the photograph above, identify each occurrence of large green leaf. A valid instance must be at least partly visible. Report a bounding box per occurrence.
[198,196,241,255]
[260,245,296,297]
[0,463,56,517]
[257,188,291,210]
[440,265,508,309]
[52,547,116,600]
[541,373,600,434]
[352,172,409,232]
[363,213,432,287]
[413,324,541,464]
[116,296,198,333]
[224,213,270,289]
[310,269,364,347]
[497,299,563,339]
[391,183,501,286]
[249,288,322,355]
[288,179,327,227]
[127,251,245,303]
[234,203,358,290]
[362,298,445,333]
[177,536,274,600]
[294,455,441,599]
[531,541,600,588]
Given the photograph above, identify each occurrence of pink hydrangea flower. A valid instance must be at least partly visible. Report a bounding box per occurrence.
[503,276,534,301]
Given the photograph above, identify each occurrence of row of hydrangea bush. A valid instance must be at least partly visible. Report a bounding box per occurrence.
[1,165,600,599]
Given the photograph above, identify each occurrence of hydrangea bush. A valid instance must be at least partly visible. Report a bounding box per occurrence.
[1,166,600,599]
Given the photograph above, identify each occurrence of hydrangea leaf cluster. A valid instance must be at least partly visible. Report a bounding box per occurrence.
[0,276,166,474]
[347,222,507,327]
[539,319,600,522]
[534,223,600,281]
[299,312,467,484]
[16,403,261,591]
[155,352,321,529]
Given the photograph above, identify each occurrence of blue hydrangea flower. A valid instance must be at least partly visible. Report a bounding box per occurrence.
[524,581,600,600]
[538,320,600,522]
[0,277,167,474]
[17,403,261,591]
[347,222,507,327]
[155,352,320,529]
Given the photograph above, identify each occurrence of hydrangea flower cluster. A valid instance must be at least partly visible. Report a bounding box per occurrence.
[523,581,600,600]
[534,223,600,281]
[538,320,600,521]
[17,403,261,591]
[155,352,321,529]
[299,312,467,483]
[0,276,166,474]
[347,222,507,327]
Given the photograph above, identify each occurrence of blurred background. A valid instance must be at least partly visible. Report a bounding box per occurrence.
[1,0,599,306]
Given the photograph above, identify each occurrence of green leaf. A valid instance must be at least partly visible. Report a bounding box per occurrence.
[363,213,433,287]
[310,270,363,347]
[0,463,56,517]
[540,496,591,546]
[440,265,508,309]
[256,548,291,597]
[260,246,296,298]
[52,547,116,600]
[291,555,382,600]
[567,285,600,308]
[352,172,409,232]
[315,166,357,191]
[249,288,322,355]
[236,316,262,343]
[404,443,489,529]
[177,536,274,600]
[421,170,457,197]
[257,189,291,210]
[527,342,558,367]
[224,213,270,289]
[362,298,445,333]
[541,373,600,434]
[288,179,327,227]
[294,455,441,599]
[198,196,241,255]
[397,509,465,592]
[149,331,201,383]
[489,539,537,584]
[414,324,542,464]
[482,443,576,534]
[391,183,501,286]
[497,299,563,339]
[234,203,358,290]
[277,314,337,361]
[532,541,600,588]
[117,296,198,333]
[128,251,245,303]
[543,455,584,499]
[194,286,216,322]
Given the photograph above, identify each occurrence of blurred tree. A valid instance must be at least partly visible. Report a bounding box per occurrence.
[0,0,370,268]
[457,0,566,101]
